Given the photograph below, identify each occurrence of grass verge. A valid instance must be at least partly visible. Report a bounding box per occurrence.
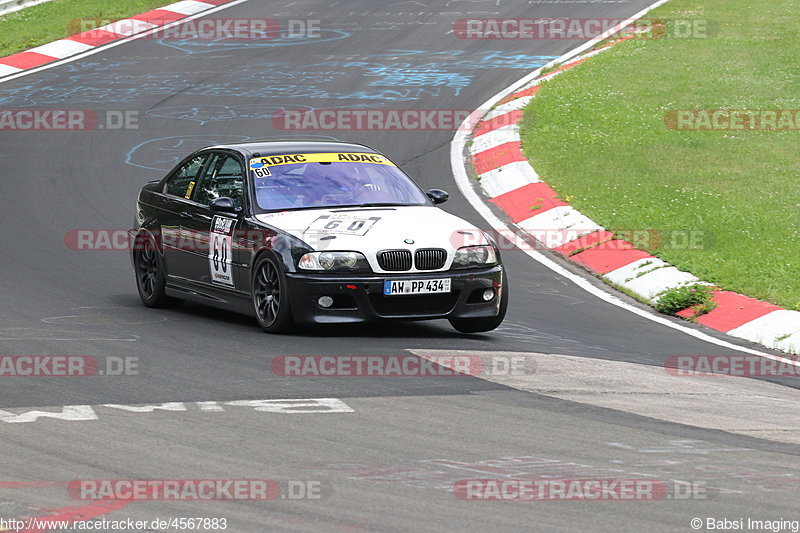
[0,0,171,57]
[520,0,800,311]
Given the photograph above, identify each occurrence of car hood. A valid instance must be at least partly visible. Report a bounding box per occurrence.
[255,205,490,273]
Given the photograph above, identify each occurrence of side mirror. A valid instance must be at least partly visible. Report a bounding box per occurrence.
[210,197,241,214]
[426,189,449,205]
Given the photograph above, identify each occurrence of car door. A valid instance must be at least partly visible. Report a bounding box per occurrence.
[158,153,210,282]
[183,151,248,291]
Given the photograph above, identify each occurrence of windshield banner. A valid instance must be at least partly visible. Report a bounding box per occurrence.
[249,152,396,171]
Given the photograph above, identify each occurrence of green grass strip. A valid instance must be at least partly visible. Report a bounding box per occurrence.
[0,0,173,57]
[520,0,800,311]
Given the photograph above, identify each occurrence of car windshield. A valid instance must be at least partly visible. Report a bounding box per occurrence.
[250,152,430,211]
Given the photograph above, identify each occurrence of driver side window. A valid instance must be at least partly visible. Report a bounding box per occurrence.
[194,153,245,209]
[165,155,207,199]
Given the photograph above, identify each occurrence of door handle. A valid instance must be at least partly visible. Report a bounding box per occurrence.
[179,211,193,219]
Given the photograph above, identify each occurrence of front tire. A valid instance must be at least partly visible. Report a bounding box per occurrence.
[449,270,508,333]
[134,232,182,308]
[252,255,294,333]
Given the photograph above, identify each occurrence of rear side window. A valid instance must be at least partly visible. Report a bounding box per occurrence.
[165,155,207,198]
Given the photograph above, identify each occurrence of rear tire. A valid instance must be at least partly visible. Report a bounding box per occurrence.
[134,232,182,308]
[252,255,294,333]
[449,270,508,333]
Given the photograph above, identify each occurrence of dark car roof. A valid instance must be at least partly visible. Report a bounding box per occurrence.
[206,140,380,158]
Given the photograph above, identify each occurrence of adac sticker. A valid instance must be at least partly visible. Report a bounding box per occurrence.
[248,152,396,170]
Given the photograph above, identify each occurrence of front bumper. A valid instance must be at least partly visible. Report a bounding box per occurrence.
[286,265,504,324]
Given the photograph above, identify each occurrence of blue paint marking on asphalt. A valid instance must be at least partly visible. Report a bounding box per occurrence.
[154,30,352,55]
[0,52,556,107]
[125,134,340,171]
[359,50,559,70]
[145,104,296,126]
[144,103,386,125]
[125,135,254,171]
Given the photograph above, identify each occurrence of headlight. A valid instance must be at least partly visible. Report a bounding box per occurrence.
[451,245,497,269]
[298,251,371,272]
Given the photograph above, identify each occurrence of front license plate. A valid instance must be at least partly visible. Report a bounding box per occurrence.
[383,278,451,296]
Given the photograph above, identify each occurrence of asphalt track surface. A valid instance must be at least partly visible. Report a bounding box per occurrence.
[0,1,799,531]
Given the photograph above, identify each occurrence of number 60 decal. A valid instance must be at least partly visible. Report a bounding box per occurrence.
[209,216,236,286]
[213,235,228,273]
[308,215,380,236]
